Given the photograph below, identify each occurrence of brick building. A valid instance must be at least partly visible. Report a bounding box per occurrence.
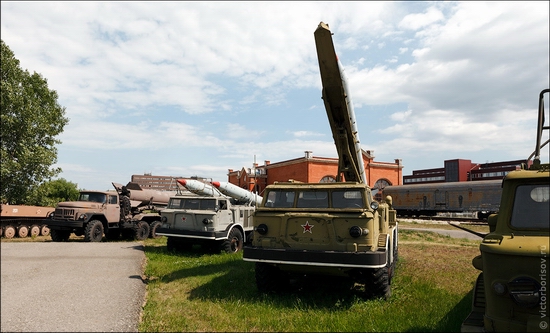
[403,158,530,184]
[228,150,403,196]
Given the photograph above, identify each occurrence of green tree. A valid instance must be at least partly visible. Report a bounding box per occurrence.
[28,178,80,207]
[1,39,68,204]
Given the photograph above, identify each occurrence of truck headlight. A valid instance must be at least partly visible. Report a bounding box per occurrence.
[349,226,368,238]
[78,213,87,220]
[161,216,167,223]
[256,224,268,235]
[508,277,540,308]
[202,218,213,225]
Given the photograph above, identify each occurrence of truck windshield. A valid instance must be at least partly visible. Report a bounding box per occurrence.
[510,184,549,229]
[168,198,217,210]
[79,193,107,203]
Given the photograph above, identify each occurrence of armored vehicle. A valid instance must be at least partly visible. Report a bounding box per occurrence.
[242,22,398,299]
[156,179,257,253]
[1,204,54,238]
[45,182,174,242]
[460,88,549,332]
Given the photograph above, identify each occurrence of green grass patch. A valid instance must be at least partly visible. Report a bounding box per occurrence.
[140,232,481,332]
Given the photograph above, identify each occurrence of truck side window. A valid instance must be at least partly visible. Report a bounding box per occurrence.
[108,195,118,204]
[510,184,550,229]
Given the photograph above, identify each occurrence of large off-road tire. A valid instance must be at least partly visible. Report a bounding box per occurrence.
[50,229,71,242]
[30,225,41,237]
[133,221,150,241]
[17,225,29,238]
[221,228,243,253]
[255,262,289,293]
[4,225,16,239]
[149,221,162,239]
[84,220,104,242]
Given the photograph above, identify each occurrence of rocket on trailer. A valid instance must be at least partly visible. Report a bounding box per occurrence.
[177,179,220,197]
[211,181,263,206]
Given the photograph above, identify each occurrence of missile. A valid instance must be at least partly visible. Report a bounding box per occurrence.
[211,181,263,206]
[176,179,219,197]
[314,22,367,185]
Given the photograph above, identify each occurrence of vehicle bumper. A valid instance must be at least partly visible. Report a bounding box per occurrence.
[156,227,228,240]
[242,246,387,268]
[44,219,84,230]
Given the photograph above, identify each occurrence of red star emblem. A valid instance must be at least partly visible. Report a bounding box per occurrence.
[301,221,314,233]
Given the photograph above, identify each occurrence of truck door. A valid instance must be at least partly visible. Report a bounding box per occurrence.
[105,194,120,223]
[217,199,233,228]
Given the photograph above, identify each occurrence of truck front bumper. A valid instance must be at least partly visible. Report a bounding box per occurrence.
[242,246,387,269]
[44,219,84,230]
[156,227,228,240]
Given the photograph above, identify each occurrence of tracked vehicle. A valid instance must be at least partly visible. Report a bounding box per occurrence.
[242,22,398,299]
[459,89,550,332]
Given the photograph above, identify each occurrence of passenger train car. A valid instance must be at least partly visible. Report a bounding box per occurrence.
[382,179,502,219]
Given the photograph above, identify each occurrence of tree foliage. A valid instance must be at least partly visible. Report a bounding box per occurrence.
[28,178,80,207]
[1,39,69,204]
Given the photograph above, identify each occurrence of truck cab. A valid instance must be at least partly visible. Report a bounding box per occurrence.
[157,194,255,253]
[461,88,549,332]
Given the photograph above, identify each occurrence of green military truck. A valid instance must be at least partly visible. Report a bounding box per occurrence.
[242,22,398,299]
[459,88,549,332]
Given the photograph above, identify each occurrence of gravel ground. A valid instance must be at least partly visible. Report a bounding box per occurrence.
[1,242,146,332]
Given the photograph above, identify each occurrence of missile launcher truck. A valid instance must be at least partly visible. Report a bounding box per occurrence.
[45,182,175,242]
[156,179,260,253]
[458,88,550,332]
[242,22,398,299]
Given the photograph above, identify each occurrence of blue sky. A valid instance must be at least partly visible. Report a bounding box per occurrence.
[1,1,549,191]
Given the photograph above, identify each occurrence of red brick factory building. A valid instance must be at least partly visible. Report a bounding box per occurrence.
[227,150,403,195]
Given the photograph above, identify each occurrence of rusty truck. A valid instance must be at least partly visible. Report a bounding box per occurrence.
[45,182,176,242]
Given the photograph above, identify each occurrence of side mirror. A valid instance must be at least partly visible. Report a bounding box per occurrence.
[487,214,498,233]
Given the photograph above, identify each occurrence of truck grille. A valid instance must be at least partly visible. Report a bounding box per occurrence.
[54,208,75,219]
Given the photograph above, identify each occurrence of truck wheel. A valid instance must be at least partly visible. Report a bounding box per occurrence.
[255,262,289,293]
[84,220,104,242]
[149,221,162,239]
[4,225,16,239]
[30,225,41,237]
[363,266,391,300]
[17,225,29,238]
[50,229,70,242]
[40,224,50,236]
[221,228,243,253]
[134,221,150,241]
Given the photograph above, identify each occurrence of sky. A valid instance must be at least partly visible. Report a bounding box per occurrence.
[1,1,549,191]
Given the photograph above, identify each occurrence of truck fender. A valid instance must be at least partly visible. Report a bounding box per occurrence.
[225,223,246,242]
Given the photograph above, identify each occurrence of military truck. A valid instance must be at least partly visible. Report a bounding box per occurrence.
[156,179,258,253]
[45,182,175,242]
[1,204,54,238]
[459,88,549,332]
[242,22,398,299]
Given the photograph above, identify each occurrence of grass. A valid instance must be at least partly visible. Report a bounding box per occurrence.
[1,225,484,331]
[140,229,482,332]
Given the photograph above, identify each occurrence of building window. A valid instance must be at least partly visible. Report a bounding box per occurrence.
[319,176,336,183]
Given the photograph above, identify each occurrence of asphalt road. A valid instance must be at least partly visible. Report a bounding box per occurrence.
[400,226,484,240]
[1,242,146,332]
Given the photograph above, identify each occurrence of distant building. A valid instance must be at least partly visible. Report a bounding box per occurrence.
[403,159,530,184]
[228,150,404,196]
[130,174,182,190]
